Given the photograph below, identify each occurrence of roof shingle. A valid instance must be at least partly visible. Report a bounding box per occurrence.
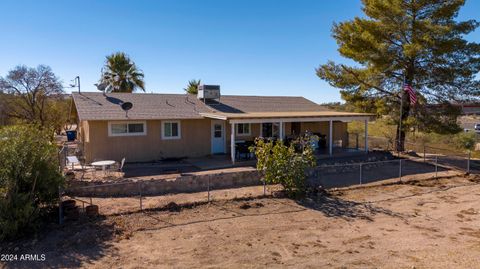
[72,92,332,121]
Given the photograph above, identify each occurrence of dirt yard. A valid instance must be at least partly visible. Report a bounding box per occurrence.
[2,175,480,268]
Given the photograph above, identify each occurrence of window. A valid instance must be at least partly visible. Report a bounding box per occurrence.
[162,121,181,139]
[214,123,223,138]
[261,123,279,138]
[236,123,251,136]
[108,121,146,136]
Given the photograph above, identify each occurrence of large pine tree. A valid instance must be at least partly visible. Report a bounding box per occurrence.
[317,0,480,150]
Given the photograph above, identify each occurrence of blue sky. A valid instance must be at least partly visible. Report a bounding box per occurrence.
[0,0,479,103]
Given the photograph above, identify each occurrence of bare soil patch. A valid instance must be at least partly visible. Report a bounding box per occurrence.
[2,175,480,268]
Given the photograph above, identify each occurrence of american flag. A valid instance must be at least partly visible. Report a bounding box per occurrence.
[404,83,417,105]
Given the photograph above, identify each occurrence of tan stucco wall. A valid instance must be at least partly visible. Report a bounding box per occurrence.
[225,123,261,148]
[225,121,349,152]
[81,119,350,162]
[82,119,212,163]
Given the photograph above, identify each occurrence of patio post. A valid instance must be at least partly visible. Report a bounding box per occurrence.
[364,119,368,152]
[329,120,333,156]
[279,122,284,140]
[231,123,235,164]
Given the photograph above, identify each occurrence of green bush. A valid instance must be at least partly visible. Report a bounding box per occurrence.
[454,132,477,152]
[250,137,316,195]
[0,125,64,240]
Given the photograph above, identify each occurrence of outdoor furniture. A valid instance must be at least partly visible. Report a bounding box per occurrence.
[109,157,126,174]
[91,160,116,177]
[314,133,327,149]
[235,141,254,160]
[118,157,126,172]
[66,156,96,180]
[66,156,80,170]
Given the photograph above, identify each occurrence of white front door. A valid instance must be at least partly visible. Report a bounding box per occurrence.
[211,120,225,154]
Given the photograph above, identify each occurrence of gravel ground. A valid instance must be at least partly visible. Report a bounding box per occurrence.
[2,175,480,268]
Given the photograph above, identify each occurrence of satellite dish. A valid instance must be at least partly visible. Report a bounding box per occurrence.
[95,83,108,92]
[121,102,133,111]
[121,102,133,117]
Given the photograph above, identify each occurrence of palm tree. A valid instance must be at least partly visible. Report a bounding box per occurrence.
[99,52,145,93]
[184,79,201,94]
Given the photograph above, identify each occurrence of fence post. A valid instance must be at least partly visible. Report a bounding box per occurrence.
[359,163,363,185]
[63,146,67,172]
[399,159,402,182]
[263,178,266,196]
[139,181,143,211]
[58,186,63,225]
[435,156,438,178]
[207,175,211,203]
[467,151,471,174]
[423,144,426,163]
[355,133,359,149]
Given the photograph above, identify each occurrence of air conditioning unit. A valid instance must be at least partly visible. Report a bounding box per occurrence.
[197,85,220,100]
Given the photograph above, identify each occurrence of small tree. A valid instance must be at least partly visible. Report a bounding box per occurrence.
[454,131,477,152]
[251,137,316,195]
[0,65,64,128]
[0,125,64,240]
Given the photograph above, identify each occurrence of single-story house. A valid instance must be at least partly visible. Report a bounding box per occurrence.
[72,86,373,164]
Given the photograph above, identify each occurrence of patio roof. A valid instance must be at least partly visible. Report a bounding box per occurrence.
[200,111,374,123]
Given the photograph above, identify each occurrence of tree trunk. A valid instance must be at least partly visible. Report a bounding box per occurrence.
[395,90,410,152]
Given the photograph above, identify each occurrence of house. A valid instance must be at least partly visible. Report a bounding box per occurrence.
[459,103,480,115]
[72,86,372,164]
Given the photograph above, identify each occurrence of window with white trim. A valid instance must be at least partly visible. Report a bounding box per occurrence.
[236,123,251,136]
[261,123,279,138]
[108,121,146,136]
[162,121,181,139]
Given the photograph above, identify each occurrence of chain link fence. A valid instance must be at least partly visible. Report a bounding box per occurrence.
[308,157,452,189]
[58,132,473,223]
[347,133,473,173]
[58,176,280,223]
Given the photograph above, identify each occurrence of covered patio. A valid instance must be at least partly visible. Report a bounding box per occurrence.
[200,111,373,164]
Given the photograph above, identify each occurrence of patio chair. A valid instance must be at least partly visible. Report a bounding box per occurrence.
[66,156,81,171]
[108,157,126,177]
[118,157,126,172]
[67,156,95,180]
[236,143,251,160]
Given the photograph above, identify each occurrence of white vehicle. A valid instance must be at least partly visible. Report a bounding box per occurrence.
[475,123,480,132]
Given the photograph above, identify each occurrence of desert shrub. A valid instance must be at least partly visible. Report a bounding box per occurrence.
[250,137,316,195]
[454,132,477,152]
[0,125,64,240]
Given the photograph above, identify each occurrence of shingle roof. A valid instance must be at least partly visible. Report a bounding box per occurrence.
[72,92,332,121]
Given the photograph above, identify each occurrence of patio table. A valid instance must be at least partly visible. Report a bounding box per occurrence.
[91,160,116,176]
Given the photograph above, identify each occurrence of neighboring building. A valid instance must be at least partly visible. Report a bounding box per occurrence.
[72,86,372,163]
[459,103,480,115]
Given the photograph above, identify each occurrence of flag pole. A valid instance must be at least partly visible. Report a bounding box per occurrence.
[398,92,403,155]
[398,75,405,155]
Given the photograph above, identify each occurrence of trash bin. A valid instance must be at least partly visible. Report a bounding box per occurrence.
[66,130,76,141]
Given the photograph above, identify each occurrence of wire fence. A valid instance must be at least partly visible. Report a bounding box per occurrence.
[347,133,473,171]
[57,133,474,223]
[58,152,468,224]
[308,157,454,189]
[58,176,280,223]
[348,132,472,155]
